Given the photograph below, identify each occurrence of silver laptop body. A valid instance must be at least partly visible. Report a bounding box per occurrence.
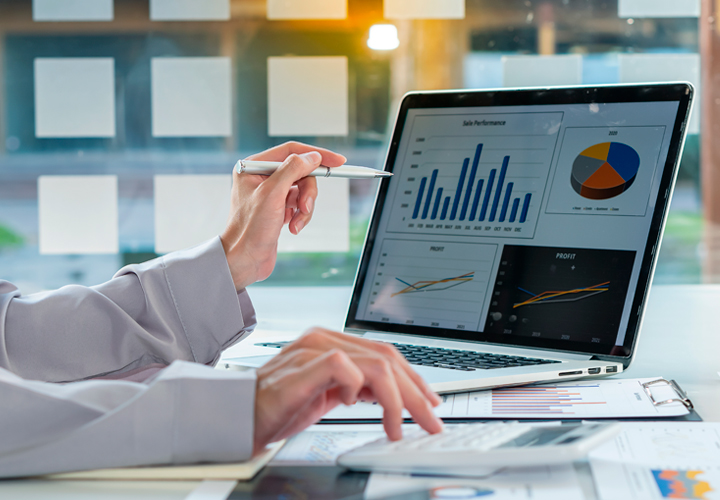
[231,83,693,394]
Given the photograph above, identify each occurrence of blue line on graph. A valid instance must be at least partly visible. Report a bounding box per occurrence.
[395,277,419,290]
[518,287,537,297]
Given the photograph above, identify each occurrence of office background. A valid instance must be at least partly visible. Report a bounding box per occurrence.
[0,0,706,294]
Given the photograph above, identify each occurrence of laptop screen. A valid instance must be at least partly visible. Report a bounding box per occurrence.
[346,84,692,360]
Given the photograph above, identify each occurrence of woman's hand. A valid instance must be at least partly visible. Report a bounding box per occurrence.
[220,142,346,290]
[252,329,444,454]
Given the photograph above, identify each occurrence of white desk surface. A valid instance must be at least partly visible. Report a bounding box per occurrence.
[3,284,720,498]
[233,283,720,421]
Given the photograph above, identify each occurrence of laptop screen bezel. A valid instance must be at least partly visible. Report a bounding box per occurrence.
[344,83,693,364]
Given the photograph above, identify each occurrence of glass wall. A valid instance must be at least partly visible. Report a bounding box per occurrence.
[0,0,705,293]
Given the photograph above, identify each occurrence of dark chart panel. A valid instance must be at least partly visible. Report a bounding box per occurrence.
[484,245,636,344]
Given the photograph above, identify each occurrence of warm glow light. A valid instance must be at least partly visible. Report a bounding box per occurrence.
[367,24,399,51]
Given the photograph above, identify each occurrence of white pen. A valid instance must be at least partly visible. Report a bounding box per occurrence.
[235,160,393,179]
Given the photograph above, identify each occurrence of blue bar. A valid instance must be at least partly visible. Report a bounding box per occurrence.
[450,158,469,221]
[421,169,438,220]
[431,188,444,220]
[509,198,520,223]
[412,177,427,220]
[440,197,451,220]
[460,144,483,220]
[489,156,510,222]
[520,193,532,223]
[469,179,484,221]
[479,169,496,222]
[499,182,514,222]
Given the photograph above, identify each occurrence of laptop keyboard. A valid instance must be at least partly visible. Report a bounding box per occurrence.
[255,342,561,372]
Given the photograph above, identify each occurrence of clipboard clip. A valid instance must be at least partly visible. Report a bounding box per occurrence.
[641,378,694,410]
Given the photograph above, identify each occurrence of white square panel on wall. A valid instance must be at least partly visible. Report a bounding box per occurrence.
[618,0,699,18]
[268,56,348,137]
[278,177,350,253]
[267,0,347,19]
[38,176,118,255]
[502,55,583,87]
[34,58,116,138]
[33,0,114,21]
[154,175,232,254]
[150,0,230,21]
[384,0,465,19]
[151,57,233,137]
[618,53,700,133]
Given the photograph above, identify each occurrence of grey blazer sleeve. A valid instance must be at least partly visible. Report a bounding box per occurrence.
[0,361,256,478]
[0,236,257,382]
[0,237,259,477]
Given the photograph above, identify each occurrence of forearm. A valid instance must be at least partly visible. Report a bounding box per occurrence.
[0,237,256,383]
[0,361,256,478]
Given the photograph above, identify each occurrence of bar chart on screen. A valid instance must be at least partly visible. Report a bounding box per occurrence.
[387,112,563,239]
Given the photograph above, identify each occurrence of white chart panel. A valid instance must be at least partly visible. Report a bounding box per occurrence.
[35,58,116,138]
[154,175,231,254]
[619,0,700,18]
[268,56,348,137]
[33,0,114,21]
[384,0,465,19]
[267,0,347,19]
[38,176,118,255]
[361,239,497,330]
[150,0,230,21]
[387,112,563,239]
[502,55,582,88]
[151,57,232,137]
[546,126,666,217]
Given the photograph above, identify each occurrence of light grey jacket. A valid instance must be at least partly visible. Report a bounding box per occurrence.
[0,237,257,478]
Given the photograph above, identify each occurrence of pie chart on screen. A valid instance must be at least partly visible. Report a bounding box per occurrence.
[571,142,640,200]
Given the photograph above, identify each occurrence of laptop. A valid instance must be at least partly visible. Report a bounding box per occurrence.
[229,83,693,393]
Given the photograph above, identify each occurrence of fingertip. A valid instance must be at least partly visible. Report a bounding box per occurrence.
[431,392,442,406]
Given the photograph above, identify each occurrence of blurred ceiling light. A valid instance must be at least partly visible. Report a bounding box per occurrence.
[367,24,400,51]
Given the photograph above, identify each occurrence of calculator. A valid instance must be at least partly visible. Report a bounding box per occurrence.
[337,422,620,476]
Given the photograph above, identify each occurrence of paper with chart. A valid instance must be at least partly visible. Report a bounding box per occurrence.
[323,378,690,420]
[365,464,584,500]
[590,423,720,500]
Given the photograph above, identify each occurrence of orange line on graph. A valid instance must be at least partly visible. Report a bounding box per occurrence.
[391,272,475,297]
[513,281,610,309]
